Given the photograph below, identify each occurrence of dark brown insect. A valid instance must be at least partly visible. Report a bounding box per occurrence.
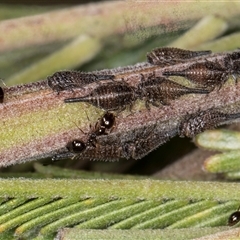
[97,122,178,159]
[228,208,240,226]
[163,61,228,90]
[52,121,178,161]
[53,140,122,161]
[147,47,211,66]
[137,76,209,109]
[179,109,240,138]
[47,70,115,93]
[70,123,178,161]
[64,81,136,111]
[0,87,4,103]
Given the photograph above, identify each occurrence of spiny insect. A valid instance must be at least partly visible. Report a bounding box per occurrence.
[52,139,120,162]
[228,207,240,226]
[163,61,228,90]
[137,75,209,109]
[179,109,240,138]
[64,81,137,111]
[94,123,178,160]
[0,87,4,103]
[52,122,177,161]
[47,70,115,93]
[147,47,212,66]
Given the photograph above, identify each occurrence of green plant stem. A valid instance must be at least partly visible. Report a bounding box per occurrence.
[55,227,231,240]
[168,15,228,49]
[7,35,102,85]
[0,179,240,201]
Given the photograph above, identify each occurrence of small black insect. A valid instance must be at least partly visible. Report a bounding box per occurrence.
[86,112,116,147]
[66,139,86,153]
[47,70,114,93]
[64,81,136,112]
[147,47,211,66]
[163,61,228,90]
[54,112,115,159]
[228,208,240,226]
[0,87,4,103]
[179,109,240,138]
[137,76,209,109]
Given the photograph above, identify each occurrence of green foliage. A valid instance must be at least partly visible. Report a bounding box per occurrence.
[0,179,239,239]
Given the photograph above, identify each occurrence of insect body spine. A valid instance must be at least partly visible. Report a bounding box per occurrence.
[137,75,209,109]
[64,81,136,112]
